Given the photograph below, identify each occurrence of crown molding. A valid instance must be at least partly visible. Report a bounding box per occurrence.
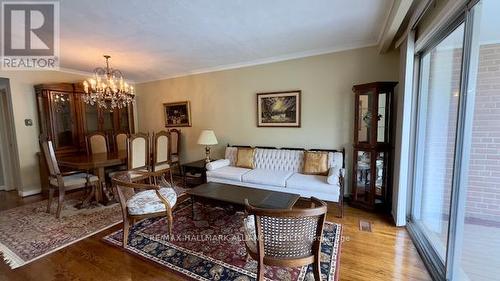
[136,42,378,84]
[57,67,136,84]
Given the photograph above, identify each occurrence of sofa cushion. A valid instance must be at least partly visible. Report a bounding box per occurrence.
[236,148,255,169]
[303,151,329,175]
[206,166,251,181]
[206,159,230,171]
[327,167,342,184]
[286,173,339,194]
[242,168,293,187]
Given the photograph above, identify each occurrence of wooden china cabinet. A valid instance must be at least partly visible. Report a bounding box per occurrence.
[36,83,135,193]
[35,83,134,155]
[351,81,397,211]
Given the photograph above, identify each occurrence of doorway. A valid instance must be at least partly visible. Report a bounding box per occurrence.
[0,78,20,192]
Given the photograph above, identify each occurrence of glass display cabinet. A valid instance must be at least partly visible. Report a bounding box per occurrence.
[36,83,134,155]
[351,82,397,211]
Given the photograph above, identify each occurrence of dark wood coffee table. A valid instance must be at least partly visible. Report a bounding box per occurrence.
[187,182,300,219]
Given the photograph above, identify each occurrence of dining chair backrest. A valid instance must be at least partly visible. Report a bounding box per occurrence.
[169,129,180,158]
[40,140,61,177]
[127,133,150,170]
[115,132,128,152]
[153,131,169,165]
[244,197,327,263]
[86,132,109,154]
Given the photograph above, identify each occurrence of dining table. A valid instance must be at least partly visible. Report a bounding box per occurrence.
[57,150,128,205]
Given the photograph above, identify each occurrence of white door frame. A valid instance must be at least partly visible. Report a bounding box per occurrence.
[0,78,21,192]
[0,91,8,190]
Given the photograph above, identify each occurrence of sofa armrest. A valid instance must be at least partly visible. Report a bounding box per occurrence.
[327,167,344,185]
[206,159,231,171]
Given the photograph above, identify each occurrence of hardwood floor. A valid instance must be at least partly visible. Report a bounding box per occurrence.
[0,190,431,281]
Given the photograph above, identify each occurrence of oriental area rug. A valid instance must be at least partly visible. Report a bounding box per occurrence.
[0,194,122,269]
[104,202,342,281]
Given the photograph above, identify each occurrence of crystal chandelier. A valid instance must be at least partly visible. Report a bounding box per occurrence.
[83,55,135,110]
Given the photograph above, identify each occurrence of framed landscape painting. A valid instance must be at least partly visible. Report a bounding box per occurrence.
[257,90,301,127]
[163,101,192,127]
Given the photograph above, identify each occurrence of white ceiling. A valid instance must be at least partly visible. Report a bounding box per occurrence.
[58,0,393,82]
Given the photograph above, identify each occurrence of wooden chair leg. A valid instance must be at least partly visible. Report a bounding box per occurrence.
[169,169,174,187]
[47,187,54,213]
[167,210,173,237]
[257,260,265,281]
[336,201,344,218]
[56,186,65,219]
[313,255,322,281]
[123,217,130,248]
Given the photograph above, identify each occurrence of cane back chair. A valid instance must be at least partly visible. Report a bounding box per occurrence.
[243,197,327,281]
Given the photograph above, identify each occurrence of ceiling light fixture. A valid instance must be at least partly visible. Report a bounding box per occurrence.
[83,55,135,110]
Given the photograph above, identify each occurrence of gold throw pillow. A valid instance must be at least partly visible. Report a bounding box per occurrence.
[236,148,255,169]
[303,151,329,175]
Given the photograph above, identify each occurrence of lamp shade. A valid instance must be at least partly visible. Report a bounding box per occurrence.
[197,130,218,145]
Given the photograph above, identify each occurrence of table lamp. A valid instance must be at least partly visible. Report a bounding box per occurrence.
[197,130,218,163]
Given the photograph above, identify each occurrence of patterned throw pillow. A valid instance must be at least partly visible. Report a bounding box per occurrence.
[303,151,329,175]
[236,147,255,169]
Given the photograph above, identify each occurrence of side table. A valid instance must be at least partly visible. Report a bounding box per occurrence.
[181,159,218,187]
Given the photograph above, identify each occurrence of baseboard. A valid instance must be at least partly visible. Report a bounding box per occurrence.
[18,187,42,197]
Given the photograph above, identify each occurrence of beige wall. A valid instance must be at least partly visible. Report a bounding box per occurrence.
[136,46,400,193]
[0,70,87,195]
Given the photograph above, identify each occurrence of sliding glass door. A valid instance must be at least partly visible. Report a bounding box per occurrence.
[452,0,500,280]
[410,0,500,280]
[412,23,465,261]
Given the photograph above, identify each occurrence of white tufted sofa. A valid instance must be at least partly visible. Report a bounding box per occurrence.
[206,147,345,215]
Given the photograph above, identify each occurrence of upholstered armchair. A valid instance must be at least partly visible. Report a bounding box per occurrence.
[244,197,327,281]
[112,171,177,247]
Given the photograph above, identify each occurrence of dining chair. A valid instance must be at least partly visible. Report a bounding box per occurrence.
[127,132,151,181]
[152,131,174,186]
[112,171,177,247]
[243,197,327,281]
[86,132,109,155]
[105,132,129,180]
[114,131,129,152]
[168,129,181,173]
[40,140,99,218]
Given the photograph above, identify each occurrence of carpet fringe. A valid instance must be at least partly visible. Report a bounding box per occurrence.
[0,241,24,269]
[0,220,122,269]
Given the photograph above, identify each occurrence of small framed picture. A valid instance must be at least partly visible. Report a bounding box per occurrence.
[163,101,192,127]
[257,90,301,127]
